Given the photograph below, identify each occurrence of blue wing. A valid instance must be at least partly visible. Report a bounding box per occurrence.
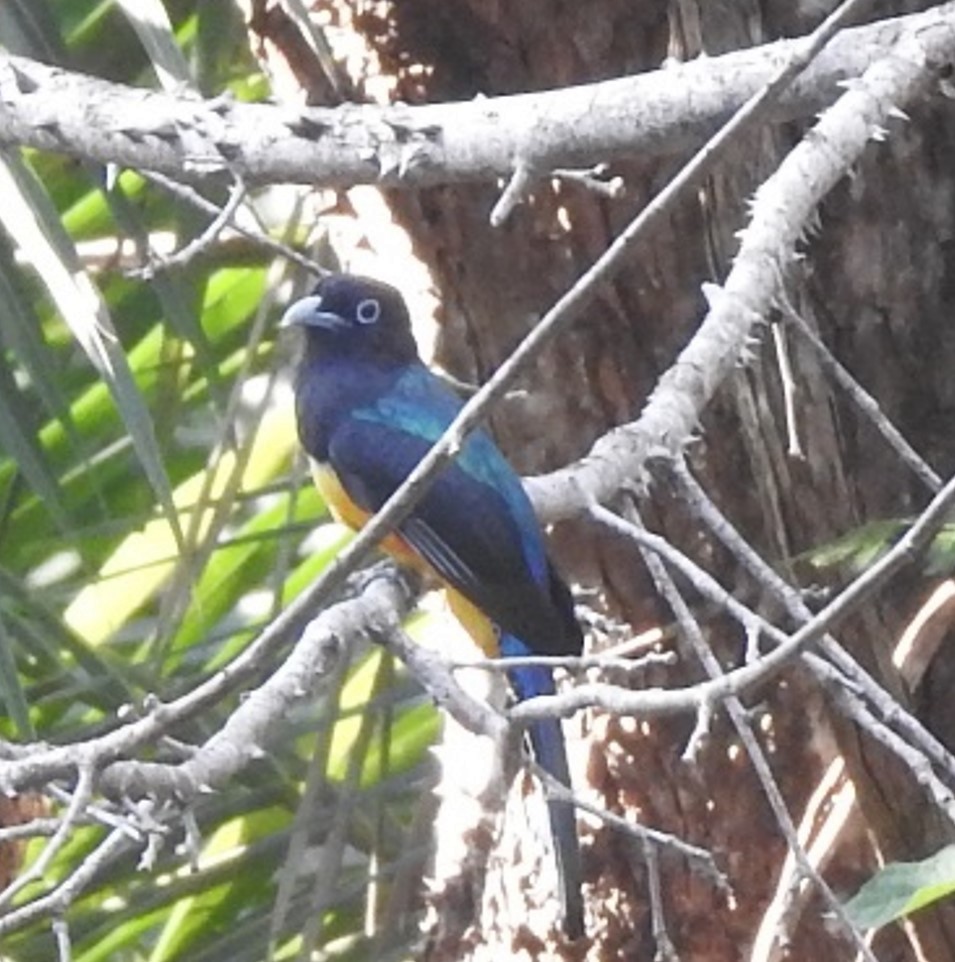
[327,413,579,656]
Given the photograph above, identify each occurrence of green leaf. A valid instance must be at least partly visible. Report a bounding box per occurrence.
[115,0,192,89]
[803,519,904,574]
[845,844,955,929]
[0,242,75,430]
[0,609,35,737]
[0,351,72,531]
[0,149,184,547]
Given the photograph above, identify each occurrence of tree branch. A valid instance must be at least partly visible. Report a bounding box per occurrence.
[527,8,955,521]
[0,7,951,187]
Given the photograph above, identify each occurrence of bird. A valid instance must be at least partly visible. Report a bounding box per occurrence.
[282,273,584,939]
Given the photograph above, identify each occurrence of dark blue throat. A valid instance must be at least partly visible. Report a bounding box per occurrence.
[293,352,407,462]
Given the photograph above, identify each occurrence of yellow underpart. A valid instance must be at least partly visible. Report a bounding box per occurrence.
[311,459,499,657]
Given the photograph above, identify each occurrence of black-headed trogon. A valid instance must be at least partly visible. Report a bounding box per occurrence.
[282,273,584,938]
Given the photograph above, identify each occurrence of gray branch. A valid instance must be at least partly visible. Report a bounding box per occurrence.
[528,8,955,521]
[0,7,950,187]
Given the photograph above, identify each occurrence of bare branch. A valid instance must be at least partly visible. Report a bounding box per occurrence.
[0,8,950,187]
[0,764,96,912]
[140,170,324,274]
[0,568,414,796]
[133,176,247,278]
[530,10,955,521]
[784,302,942,491]
[672,461,955,792]
[98,569,414,801]
[514,467,955,728]
[624,501,874,961]
[0,823,132,938]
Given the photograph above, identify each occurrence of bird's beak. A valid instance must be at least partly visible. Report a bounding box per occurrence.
[280,295,348,331]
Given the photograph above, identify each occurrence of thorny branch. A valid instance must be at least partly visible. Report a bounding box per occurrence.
[0,7,950,188]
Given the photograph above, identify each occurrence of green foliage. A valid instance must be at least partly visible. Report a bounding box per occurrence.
[845,845,955,930]
[0,3,436,959]
[803,519,955,578]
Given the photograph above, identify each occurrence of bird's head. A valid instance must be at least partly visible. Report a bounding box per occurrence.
[281,274,420,365]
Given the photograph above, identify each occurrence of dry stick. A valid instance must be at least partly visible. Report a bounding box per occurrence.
[0,819,61,842]
[584,497,955,822]
[672,461,955,791]
[784,304,943,492]
[537,768,727,890]
[97,573,412,800]
[0,573,412,796]
[489,159,534,226]
[45,784,144,839]
[0,764,96,912]
[0,824,130,937]
[134,175,247,278]
[512,470,955,730]
[820,668,955,819]
[93,567,502,805]
[551,164,625,199]
[52,917,71,962]
[770,321,803,458]
[140,170,324,275]
[625,502,877,962]
[642,835,679,962]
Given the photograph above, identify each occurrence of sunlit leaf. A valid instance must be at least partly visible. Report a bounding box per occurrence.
[115,0,192,90]
[0,149,183,546]
[63,407,297,646]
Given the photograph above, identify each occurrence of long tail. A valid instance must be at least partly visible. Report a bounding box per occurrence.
[503,639,584,939]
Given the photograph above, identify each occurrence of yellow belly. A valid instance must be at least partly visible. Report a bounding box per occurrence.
[311,459,499,656]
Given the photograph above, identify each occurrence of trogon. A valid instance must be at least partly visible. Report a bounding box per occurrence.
[282,273,585,938]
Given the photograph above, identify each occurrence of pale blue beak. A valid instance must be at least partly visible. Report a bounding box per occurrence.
[280,295,348,331]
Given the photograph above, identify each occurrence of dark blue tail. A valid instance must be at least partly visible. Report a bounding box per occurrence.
[503,639,584,939]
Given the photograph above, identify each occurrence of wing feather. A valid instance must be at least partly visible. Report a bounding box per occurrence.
[327,417,577,654]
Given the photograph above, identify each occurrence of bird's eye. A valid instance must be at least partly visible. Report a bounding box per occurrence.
[356,298,381,325]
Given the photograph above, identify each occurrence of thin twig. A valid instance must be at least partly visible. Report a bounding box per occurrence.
[52,917,71,962]
[0,824,132,937]
[133,177,248,278]
[625,500,876,962]
[642,834,680,962]
[510,472,955,727]
[552,164,625,198]
[0,764,96,911]
[140,170,324,275]
[489,160,535,227]
[672,460,955,789]
[0,570,413,796]
[785,302,942,492]
[770,321,803,458]
[535,766,727,890]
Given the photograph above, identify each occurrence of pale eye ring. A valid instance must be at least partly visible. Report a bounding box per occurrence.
[356,298,381,325]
